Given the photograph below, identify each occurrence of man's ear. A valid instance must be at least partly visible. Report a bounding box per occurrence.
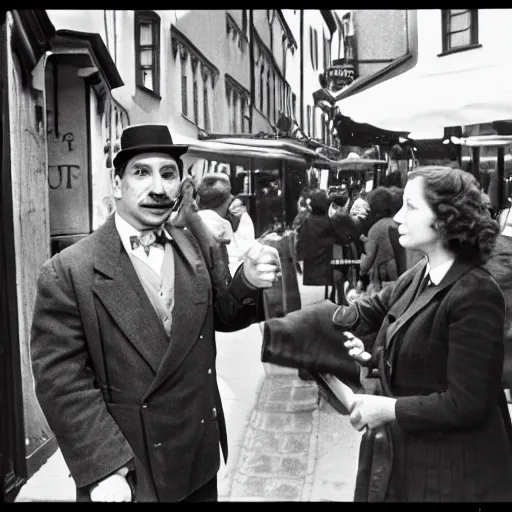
[113,175,122,199]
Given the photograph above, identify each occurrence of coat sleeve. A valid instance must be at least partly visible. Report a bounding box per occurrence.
[395,270,506,431]
[212,263,264,332]
[30,256,134,489]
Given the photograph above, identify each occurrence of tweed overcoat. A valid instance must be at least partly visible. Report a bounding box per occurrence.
[30,215,260,502]
[263,257,512,501]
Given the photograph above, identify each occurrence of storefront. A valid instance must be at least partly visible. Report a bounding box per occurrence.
[179,136,320,237]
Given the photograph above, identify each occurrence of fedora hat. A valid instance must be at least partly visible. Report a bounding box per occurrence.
[113,124,189,168]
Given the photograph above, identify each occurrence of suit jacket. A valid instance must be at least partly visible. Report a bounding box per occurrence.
[263,257,512,501]
[30,215,261,502]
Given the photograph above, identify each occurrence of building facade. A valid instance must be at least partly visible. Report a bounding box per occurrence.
[1,9,344,499]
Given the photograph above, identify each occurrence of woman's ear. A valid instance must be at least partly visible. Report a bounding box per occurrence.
[112,175,122,199]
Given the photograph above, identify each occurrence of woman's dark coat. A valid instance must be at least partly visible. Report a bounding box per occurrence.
[297,212,342,286]
[262,257,512,502]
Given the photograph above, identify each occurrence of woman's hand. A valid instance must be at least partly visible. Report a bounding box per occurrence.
[343,331,372,364]
[349,395,397,431]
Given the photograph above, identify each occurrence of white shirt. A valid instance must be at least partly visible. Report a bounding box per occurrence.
[114,212,166,278]
[228,212,256,275]
[425,258,455,286]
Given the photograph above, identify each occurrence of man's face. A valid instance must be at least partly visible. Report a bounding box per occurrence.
[113,152,181,232]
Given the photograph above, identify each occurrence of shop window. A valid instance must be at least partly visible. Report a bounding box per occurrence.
[135,11,160,95]
[292,92,296,120]
[442,10,478,52]
[307,105,312,136]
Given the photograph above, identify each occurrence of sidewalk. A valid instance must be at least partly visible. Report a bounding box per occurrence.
[15,276,327,502]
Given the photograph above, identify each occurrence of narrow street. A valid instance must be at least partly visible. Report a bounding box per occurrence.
[15,279,362,502]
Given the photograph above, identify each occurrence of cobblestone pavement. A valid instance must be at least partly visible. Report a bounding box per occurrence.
[222,368,320,502]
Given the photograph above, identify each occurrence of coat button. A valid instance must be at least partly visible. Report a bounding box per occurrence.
[201,419,205,424]
[211,407,217,420]
[208,368,212,374]
[199,335,203,339]
[153,442,162,448]
[142,404,148,409]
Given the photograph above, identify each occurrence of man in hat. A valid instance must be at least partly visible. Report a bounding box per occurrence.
[30,124,281,502]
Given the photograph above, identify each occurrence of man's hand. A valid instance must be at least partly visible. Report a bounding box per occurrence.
[242,242,281,289]
[89,472,133,502]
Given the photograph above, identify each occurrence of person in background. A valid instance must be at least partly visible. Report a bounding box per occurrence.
[261,166,512,502]
[296,189,343,291]
[225,195,256,275]
[30,124,280,503]
[329,189,364,305]
[196,172,235,273]
[359,187,405,293]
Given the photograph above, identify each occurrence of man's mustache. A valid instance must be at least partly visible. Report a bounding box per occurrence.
[140,198,177,208]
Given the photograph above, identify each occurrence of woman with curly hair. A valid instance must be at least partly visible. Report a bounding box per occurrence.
[260,166,512,501]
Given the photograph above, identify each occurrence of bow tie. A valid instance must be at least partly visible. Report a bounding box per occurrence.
[130,229,171,255]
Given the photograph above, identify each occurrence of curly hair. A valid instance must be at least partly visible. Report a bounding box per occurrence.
[387,186,404,216]
[365,186,394,227]
[407,166,499,264]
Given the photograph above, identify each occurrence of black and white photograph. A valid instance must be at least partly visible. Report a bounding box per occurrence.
[2,8,512,503]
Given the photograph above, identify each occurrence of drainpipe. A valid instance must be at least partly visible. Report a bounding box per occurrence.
[249,10,254,133]
[299,10,304,130]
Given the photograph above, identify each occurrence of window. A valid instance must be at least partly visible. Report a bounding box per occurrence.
[312,107,316,138]
[233,94,238,133]
[273,72,276,121]
[181,55,188,116]
[192,60,199,125]
[241,97,246,133]
[242,10,248,34]
[135,11,160,94]
[307,105,312,136]
[442,10,479,52]
[203,76,210,131]
[260,64,264,111]
[323,30,330,70]
[266,71,271,119]
[309,27,319,70]
[292,93,296,120]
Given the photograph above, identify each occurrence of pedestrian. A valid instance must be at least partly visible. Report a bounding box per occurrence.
[195,172,235,276]
[359,186,404,293]
[30,124,281,502]
[296,189,344,298]
[225,195,256,276]
[261,165,512,501]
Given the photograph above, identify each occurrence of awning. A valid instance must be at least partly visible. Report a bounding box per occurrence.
[174,135,319,168]
[336,58,512,134]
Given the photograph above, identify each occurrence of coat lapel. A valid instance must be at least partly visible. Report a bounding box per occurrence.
[144,225,211,398]
[91,216,169,374]
[385,258,473,350]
